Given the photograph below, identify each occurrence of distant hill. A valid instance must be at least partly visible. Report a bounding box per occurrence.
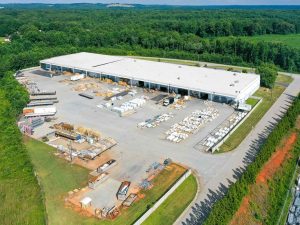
[106,3,135,8]
[0,3,300,10]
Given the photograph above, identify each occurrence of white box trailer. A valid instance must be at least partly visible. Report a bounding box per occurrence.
[23,106,56,115]
[33,106,56,114]
[70,74,85,81]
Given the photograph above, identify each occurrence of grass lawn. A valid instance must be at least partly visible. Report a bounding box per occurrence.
[246,98,260,107]
[142,174,198,225]
[25,137,193,225]
[0,176,46,225]
[218,82,286,153]
[277,73,294,84]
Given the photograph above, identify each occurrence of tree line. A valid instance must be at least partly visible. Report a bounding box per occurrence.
[0,74,46,225]
[1,9,300,38]
[0,8,299,75]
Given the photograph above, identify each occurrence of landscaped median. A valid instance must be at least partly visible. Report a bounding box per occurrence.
[25,137,198,225]
[142,174,198,225]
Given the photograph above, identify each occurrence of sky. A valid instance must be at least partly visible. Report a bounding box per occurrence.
[0,0,300,5]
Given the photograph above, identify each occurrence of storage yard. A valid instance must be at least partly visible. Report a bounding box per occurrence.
[15,54,260,221]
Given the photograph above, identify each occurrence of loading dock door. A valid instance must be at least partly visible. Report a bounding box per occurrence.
[138,81,144,87]
[160,86,167,92]
[178,88,188,96]
[200,93,208,100]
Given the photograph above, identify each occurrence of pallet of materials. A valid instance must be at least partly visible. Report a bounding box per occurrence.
[104,90,129,101]
[88,173,109,189]
[78,149,100,160]
[122,194,137,207]
[79,93,94,99]
[96,137,117,151]
[71,74,85,81]
[96,159,117,173]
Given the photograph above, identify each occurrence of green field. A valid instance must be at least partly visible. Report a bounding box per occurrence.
[25,137,196,225]
[243,34,300,49]
[142,175,197,225]
[214,34,300,49]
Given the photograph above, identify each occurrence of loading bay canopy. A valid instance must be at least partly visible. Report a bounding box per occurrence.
[40,52,260,102]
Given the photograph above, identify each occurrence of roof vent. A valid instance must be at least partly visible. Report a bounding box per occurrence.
[234,80,239,83]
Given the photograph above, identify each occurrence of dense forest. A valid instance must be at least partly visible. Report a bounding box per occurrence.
[0,7,300,76]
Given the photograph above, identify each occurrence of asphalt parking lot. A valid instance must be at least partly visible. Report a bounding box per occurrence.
[24,69,236,207]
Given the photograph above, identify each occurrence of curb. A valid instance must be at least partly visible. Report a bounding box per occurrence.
[173,170,202,225]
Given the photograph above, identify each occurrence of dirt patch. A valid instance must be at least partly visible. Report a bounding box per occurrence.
[230,196,254,225]
[256,132,297,184]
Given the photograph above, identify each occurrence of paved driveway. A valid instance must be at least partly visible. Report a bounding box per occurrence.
[177,74,300,225]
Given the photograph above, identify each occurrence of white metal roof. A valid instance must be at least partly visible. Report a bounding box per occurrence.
[40,52,260,99]
[41,52,122,69]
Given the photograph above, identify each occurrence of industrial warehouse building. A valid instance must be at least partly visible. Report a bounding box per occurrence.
[40,52,260,104]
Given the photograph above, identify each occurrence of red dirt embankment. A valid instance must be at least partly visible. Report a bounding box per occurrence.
[256,132,297,184]
[230,132,298,225]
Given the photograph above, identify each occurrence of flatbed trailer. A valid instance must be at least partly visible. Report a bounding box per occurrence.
[30,96,58,101]
[30,91,56,96]
[55,130,81,140]
[24,112,56,118]
[27,101,55,107]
